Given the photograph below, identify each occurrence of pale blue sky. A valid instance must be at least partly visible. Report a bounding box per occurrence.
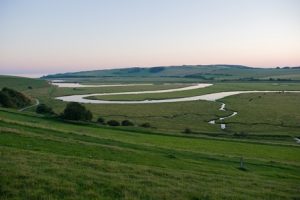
[0,0,299,74]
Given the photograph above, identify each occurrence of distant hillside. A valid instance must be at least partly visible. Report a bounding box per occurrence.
[0,75,50,91]
[42,65,300,81]
[0,76,51,109]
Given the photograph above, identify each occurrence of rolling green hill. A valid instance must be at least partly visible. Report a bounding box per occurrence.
[0,75,50,91]
[1,108,300,200]
[43,65,300,82]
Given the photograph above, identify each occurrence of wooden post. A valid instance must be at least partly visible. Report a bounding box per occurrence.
[240,157,244,169]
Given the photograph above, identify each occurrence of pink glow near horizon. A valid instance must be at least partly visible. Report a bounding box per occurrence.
[0,0,299,74]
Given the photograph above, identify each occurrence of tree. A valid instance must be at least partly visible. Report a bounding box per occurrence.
[183,128,192,134]
[0,87,31,108]
[121,120,134,126]
[97,117,105,124]
[140,122,151,128]
[107,120,120,126]
[36,104,54,115]
[62,102,93,121]
[0,91,14,107]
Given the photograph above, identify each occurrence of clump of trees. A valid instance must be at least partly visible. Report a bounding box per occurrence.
[107,120,120,126]
[61,102,92,121]
[36,104,55,115]
[140,122,151,128]
[183,128,192,134]
[97,117,106,125]
[0,87,31,108]
[149,66,165,73]
[97,117,135,127]
[58,104,138,127]
[121,120,134,126]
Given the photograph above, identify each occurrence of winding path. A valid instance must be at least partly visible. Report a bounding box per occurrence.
[19,99,40,112]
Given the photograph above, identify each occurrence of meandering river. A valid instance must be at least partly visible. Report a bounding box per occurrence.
[209,103,238,129]
[55,90,300,104]
[54,83,214,103]
[52,82,154,88]
[52,82,300,131]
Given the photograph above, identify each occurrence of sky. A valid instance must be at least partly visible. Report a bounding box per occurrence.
[0,0,300,75]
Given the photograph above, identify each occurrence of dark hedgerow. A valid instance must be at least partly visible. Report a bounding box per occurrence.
[121,120,134,126]
[140,122,151,128]
[36,104,55,115]
[97,117,106,124]
[107,120,120,126]
[183,128,192,134]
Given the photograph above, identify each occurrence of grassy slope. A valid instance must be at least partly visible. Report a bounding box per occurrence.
[0,108,300,200]
[0,75,49,91]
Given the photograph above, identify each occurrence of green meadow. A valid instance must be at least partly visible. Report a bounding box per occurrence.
[1,108,300,200]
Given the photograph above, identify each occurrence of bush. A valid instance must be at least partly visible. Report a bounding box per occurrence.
[121,120,134,126]
[107,120,120,126]
[233,131,248,137]
[36,104,54,115]
[97,117,105,124]
[140,122,151,128]
[61,102,93,121]
[183,128,192,134]
[0,91,14,107]
[0,87,31,108]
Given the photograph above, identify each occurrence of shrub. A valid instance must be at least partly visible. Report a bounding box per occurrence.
[97,117,105,124]
[0,91,14,107]
[61,102,93,121]
[107,120,120,126]
[36,104,54,115]
[183,128,192,134]
[121,120,134,126]
[0,87,31,108]
[233,131,248,137]
[140,122,151,128]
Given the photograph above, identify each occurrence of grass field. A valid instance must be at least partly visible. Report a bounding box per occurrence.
[1,75,300,199]
[1,76,300,142]
[222,92,300,137]
[1,108,300,200]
